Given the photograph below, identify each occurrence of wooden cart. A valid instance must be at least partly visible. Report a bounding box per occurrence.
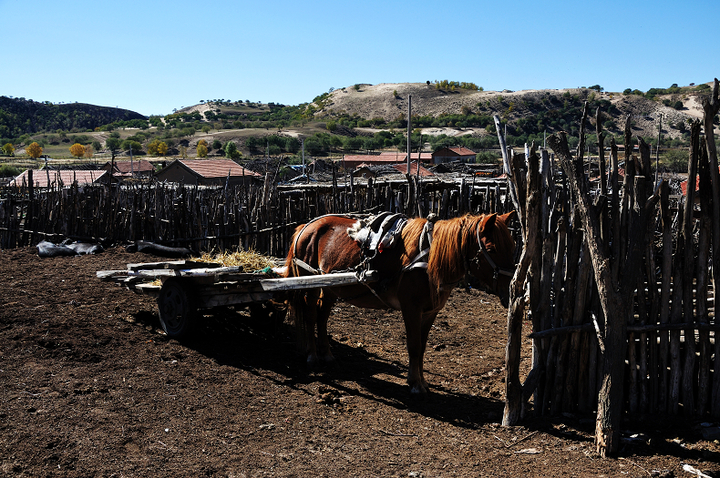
[97,260,377,339]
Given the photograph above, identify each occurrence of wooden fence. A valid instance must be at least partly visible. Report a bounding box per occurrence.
[0,174,514,258]
[503,81,720,455]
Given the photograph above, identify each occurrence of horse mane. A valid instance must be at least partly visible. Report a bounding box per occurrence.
[426,214,482,294]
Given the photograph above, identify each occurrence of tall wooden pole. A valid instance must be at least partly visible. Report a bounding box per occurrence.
[407,95,412,170]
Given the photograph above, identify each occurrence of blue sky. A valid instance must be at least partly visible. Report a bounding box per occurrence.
[2,0,718,116]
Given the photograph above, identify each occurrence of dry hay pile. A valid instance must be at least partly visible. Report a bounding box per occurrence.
[191,249,279,273]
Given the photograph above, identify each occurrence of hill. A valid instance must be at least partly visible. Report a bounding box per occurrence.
[0,96,147,139]
[2,81,716,166]
[313,82,716,141]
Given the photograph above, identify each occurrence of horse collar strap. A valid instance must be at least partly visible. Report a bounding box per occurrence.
[403,219,434,271]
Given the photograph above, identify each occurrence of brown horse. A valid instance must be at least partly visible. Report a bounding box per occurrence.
[284,211,516,394]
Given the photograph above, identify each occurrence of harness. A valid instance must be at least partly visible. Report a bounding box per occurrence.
[291,213,514,298]
[472,223,515,292]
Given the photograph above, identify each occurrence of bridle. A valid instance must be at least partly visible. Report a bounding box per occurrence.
[471,222,515,293]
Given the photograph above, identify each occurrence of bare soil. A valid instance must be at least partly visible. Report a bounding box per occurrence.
[1,246,719,477]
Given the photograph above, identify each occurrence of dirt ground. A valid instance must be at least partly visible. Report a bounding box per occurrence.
[1,246,719,477]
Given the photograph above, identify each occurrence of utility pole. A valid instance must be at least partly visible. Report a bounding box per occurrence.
[407,95,412,172]
[301,138,307,184]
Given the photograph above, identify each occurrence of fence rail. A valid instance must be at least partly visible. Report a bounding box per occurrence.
[0,175,514,258]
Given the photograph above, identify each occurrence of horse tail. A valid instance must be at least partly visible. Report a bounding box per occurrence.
[283,223,314,354]
[284,225,302,278]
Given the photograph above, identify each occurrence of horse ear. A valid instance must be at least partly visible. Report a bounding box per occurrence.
[480,213,497,232]
[498,210,517,225]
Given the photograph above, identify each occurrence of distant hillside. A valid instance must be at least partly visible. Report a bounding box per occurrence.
[0,96,146,138]
[4,81,716,163]
[315,82,717,141]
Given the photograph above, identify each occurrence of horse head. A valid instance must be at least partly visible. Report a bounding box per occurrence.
[467,211,517,307]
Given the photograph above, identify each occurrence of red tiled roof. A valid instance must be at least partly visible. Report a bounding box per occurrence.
[109,160,155,173]
[433,146,476,157]
[342,152,432,169]
[178,159,262,178]
[446,146,476,156]
[10,169,108,187]
[378,152,433,161]
[393,161,433,177]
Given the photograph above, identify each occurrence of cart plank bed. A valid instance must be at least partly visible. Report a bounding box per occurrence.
[97,260,378,339]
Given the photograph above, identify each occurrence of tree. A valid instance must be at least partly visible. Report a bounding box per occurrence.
[26,142,43,159]
[196,143,208,158]
[84,145,94,159]
[69,143,85,159]
[2,143,14,156]
[106,137,122,160]
[121,140,143,155]
[147,139,168,156]
[224,141,241,159]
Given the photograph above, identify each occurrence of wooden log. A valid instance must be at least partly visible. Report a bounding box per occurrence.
[700,79,720,418]
[547,131,660,457]
[503,145,541,425]
[680,122,702,416]
[563,244,592,412]
[695,126,712,416]
[656,182,673,413]
[551,208,582,415]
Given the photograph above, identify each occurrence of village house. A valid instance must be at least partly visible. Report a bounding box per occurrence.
[431,146,477,164]
[155,159,262,186]
[352,160,433,179]
[9,169,112,188]
[101,159,155,178]
[341,152,433,170]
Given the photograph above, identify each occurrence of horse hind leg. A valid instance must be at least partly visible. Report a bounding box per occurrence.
[291,290,321,367]
[315,291,336,365]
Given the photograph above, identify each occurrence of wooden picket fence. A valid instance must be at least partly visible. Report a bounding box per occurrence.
[503,86,720,457]
[0,174,515,257]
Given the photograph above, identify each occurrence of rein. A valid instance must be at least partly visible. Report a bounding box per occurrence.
[473,222,515,292]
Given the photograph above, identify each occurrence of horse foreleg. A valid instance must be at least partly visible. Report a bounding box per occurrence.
[315,290,336,364]
[401,305,430,394]
[417,311,440,392]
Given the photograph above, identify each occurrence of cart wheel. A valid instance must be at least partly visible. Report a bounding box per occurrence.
[157,279,196,339]
[249,301,288,329]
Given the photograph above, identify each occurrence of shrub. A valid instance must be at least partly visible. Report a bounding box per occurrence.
[661,149,688,172]
[0,164,21,177]
[476,152,501,164]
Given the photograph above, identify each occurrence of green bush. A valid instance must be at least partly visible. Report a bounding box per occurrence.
[661,149,689,172]
[475,152,501,164]
[0,164,21,177]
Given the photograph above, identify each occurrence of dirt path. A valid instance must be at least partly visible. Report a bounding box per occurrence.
[1,247,718,477]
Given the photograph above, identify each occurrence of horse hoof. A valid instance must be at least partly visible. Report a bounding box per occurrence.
[306,355,320,369]
[409,384,429,395]
[320,353,336,366]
